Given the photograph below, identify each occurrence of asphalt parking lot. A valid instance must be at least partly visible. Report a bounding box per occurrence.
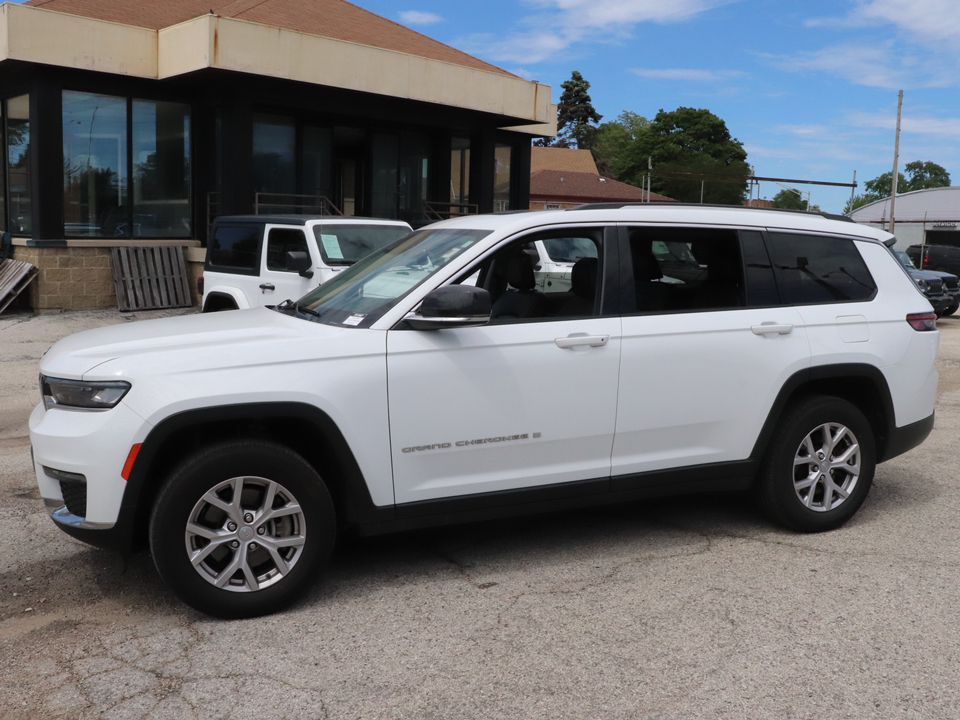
[2,308,960,719]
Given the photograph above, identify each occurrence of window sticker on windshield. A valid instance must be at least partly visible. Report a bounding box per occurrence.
[320,234,344,259]
[441,248,461,260]
[343,313,365,326]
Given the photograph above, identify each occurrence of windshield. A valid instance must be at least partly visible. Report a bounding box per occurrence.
[894,249,916,269]
[285,227,491,327]
[313,224,412,265]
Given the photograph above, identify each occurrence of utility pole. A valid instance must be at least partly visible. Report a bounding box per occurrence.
[890,90,903,235]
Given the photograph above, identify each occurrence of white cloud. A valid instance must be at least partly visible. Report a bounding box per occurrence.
[854,0,960,44]
[761,41,955,89]
[775,124,833,137]
[846,110,960,137]
[629,68,743,82]
[398,11,443,26]
[458,0,738,66]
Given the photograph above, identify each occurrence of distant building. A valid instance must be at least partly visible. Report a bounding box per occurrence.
[850,187,960,249]
[0,0,555,310]
[531,146,600,175]
[530,170,675,210]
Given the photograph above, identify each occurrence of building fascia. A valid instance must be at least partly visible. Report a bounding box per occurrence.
[0,5,553,127]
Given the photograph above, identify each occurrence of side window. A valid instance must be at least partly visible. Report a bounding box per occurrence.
[266,228,309,272]
[740,230,779,307]
[207,225,261,273]
[461,231,603,322]
[627,227,744,313]
[767,233,877,305]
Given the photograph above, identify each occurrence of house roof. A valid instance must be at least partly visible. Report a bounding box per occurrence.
[531,147,599,175]
[24,0,513,77]
[530,170,675,203]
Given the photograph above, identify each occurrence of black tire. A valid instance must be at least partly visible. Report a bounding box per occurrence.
[149,440,336,618]
[943,303,959,317]
[758,395,876,533]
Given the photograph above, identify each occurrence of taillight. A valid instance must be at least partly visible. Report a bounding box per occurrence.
[906,312,937,331]
[197,275,204,296]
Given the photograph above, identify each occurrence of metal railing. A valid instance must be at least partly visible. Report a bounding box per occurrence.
[423,201,479,222]
[254,193,343,216]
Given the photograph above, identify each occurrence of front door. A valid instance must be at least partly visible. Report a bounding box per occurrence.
[387,228,622,505]
[256,226,316,306]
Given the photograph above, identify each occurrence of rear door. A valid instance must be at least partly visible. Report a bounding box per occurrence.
[612,225,811,479]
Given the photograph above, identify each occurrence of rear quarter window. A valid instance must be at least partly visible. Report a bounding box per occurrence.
[207,225,262,274]
[767,233,877,305]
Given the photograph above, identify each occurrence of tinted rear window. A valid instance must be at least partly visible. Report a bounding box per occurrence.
[208,225,261,273]
[767,233,876,305]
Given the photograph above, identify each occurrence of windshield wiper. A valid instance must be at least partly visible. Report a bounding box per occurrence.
[275,299,322,319]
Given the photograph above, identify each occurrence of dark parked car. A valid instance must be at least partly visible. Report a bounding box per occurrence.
[892,246,958,316]
[907,243,960,276]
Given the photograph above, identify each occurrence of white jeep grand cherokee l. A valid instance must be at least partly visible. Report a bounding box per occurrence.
[31,205,940,618]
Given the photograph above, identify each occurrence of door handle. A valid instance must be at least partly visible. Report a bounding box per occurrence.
[751,323,793,336]
[259,283,275,292]
[555,334,609,349]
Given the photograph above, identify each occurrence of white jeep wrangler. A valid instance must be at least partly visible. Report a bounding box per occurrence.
[31,204,939,618]
[200,215,412,311]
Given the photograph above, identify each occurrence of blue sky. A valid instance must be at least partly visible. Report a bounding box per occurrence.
[360,0,960,213]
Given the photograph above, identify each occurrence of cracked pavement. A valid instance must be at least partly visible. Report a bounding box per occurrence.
[2,308,960,718]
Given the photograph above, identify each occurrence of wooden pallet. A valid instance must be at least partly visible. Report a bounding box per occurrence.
[110,246,192,312]
[0,258,38,314]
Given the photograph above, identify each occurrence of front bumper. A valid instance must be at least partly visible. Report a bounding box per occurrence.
[29,401,150,536]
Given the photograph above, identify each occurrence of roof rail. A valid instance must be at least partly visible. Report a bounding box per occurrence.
[566,202,855,223]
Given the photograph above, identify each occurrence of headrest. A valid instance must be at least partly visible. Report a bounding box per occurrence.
[571,257,598,299]
[506,253,536,291]
[633,250,663,281]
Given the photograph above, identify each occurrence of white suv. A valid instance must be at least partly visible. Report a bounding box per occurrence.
[200,215,412,311]
[30,205,940,618]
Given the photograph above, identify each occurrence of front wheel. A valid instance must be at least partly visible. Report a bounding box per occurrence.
[758,396,876,533]
[149,440,336,618]
[943,303,959,317]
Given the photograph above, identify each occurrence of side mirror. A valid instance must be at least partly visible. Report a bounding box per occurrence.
[286,251,314,278]
[406,285,491,330]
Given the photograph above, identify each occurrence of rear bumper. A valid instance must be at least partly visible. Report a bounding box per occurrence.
[880,412,935,463]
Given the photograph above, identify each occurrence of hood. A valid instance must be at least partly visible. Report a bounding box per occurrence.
[40,308,348,379]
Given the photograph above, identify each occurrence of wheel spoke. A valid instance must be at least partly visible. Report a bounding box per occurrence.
[259,501,302,524]
[184,474,308,594]
[832,442,859,466]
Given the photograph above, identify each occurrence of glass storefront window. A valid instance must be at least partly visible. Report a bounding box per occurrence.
[371,132,399,218]
[62,91,128,237]
[494,143,512,212]
[302,126,332,213]
[253,113,296,213]
[7,95,32,235]
[451,137,470,211]
[399,131,429,225]
[133,100,191,238]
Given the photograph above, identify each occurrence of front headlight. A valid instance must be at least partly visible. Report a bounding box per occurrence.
[40,375,131,411]
[916,279,928,291]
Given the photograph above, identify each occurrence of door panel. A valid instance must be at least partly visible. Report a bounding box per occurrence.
[387,318,621,503]
[613,307,809,475]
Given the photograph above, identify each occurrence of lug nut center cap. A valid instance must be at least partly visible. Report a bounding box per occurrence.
[238,526,254,541]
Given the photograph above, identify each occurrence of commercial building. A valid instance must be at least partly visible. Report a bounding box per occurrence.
[850,186,960,249]
[0,0,555,310]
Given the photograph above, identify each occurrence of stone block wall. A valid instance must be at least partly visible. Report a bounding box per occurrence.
[11,240,202,312]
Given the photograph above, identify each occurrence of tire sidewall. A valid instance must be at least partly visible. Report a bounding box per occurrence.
[150,440,335,618]
[761,396,876,533]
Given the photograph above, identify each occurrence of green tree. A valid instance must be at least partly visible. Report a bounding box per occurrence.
[552,71,603,149]
[843,194,879,215]
[904,160,950,191]
[773,189,808,211]
[590,111,649,178]
[861,161,950,200]
[864,171,906,199]
[619,107,750,204]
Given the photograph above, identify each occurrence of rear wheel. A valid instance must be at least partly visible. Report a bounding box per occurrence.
[149,440,335,618]
[759,396,875,533]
